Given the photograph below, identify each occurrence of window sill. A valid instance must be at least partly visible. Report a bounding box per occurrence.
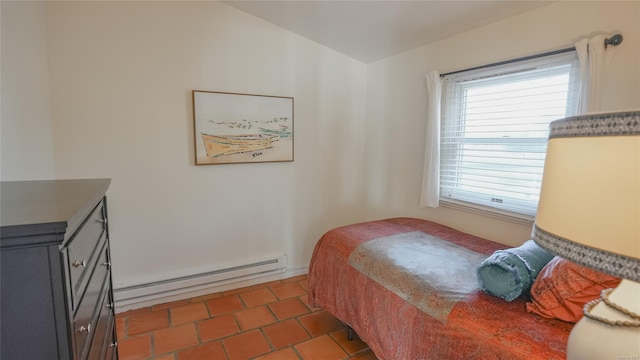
[439,199,535,226]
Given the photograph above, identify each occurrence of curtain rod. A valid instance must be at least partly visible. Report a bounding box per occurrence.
[440,33,624,78]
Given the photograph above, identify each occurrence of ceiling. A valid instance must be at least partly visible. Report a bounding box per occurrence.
[223,1,553,63]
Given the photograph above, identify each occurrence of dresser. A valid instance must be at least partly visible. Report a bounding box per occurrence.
[0,179,118,360]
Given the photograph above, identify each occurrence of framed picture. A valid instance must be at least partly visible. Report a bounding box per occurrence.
[192,91,294,165]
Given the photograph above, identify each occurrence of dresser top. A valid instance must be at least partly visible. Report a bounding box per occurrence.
[1,179,111,244]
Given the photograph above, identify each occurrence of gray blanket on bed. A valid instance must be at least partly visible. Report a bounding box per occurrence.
[348,231,487,323]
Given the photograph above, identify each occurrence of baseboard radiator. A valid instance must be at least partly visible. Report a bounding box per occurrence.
[114,255,288,311]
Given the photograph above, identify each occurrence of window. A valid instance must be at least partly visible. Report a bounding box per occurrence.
[440,51,580,218]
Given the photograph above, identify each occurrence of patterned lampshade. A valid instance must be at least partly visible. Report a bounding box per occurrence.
[532,111,640,282]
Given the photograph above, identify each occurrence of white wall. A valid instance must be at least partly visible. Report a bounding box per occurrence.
[364,1,640,247]
[6,0,639,297]
[1,1,56,181]
[43,1,367,289]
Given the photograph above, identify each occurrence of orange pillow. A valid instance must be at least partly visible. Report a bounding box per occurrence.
[526,256,621,323]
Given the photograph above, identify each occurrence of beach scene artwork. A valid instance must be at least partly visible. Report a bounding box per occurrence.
[193,91,294,165]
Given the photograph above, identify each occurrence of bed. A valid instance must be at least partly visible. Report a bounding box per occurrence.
[307,217,572,359]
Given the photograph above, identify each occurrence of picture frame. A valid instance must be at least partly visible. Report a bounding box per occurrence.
[192,90,294,165]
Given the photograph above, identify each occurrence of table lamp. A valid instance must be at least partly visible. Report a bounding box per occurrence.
[532,110,640,359]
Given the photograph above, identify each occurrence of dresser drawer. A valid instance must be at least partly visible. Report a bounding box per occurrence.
[68,202,107,308]
[106,331,118,360]
[104,325,118,360]
[73,242,110,360]
[86,286,114,360]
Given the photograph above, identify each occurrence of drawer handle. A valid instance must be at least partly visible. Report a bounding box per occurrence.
[97,218,108,225]
[72,259,86,268]
[78,323,91,333]
[102,261,111,270]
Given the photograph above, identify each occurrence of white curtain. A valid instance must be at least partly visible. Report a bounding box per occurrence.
[575,34,617,114]
[420,70,442,208]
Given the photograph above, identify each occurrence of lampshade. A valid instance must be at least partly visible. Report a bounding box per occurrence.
[532,110,640,282]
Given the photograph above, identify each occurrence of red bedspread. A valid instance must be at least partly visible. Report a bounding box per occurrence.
[308,218,571,360]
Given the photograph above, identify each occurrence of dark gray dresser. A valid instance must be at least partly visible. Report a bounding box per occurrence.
[0,179,118,360]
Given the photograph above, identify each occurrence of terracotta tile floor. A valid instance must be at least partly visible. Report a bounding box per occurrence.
[116,275,379,360]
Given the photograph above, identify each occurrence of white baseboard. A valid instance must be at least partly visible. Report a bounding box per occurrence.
[114,258,308,313]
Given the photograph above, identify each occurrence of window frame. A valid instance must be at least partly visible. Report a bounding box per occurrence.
[439,51,580,220]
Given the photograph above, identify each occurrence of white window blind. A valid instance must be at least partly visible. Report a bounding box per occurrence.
[440,51,580,218]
